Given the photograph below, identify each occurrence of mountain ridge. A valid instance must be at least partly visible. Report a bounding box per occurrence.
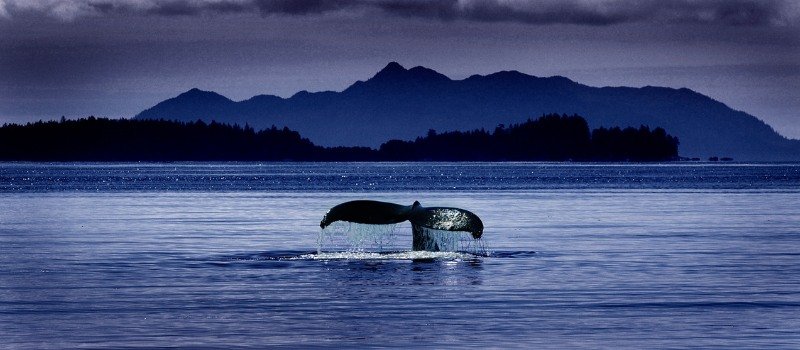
[135,62,800,160]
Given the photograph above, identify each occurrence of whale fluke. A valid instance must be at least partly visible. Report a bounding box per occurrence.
[408,206,483,239]
[320,200,483,251]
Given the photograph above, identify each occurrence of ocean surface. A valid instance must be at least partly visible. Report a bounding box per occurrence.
[1,162,799,349]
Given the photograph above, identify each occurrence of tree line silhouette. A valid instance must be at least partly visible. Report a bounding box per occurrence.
[380,114,678,161]
[0,114,678,161]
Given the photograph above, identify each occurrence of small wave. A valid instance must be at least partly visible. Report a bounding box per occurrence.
[591,301,800,309]
[218,250,315,261]
[489,251,538,258]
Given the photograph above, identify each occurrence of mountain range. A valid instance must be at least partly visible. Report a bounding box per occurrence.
[135,62,800,160]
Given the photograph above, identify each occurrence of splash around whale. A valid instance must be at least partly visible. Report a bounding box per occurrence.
[320,200,484,252]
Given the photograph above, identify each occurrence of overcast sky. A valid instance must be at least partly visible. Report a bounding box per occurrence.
[1,0,798,138]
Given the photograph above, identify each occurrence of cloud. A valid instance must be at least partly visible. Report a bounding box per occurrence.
[0,0,254,19]
[253,0,362,15]
[1,0,797,26]
[88,0,254,16]
[374,0,798,26]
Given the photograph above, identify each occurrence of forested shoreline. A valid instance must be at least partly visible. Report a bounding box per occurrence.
[0,114,678,161]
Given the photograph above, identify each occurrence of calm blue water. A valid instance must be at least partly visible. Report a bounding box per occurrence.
[1,162,799,348]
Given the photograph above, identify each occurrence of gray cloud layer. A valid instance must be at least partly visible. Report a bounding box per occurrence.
[2,0,797,26]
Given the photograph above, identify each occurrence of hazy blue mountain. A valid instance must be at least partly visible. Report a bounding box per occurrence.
[135,62,800,160]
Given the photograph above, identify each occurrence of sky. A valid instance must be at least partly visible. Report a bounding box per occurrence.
[1,0,799,138]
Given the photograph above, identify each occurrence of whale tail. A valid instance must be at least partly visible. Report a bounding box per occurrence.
[320,200,483,251]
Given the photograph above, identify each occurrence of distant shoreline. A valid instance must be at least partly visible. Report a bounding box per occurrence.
[1,114,679,162]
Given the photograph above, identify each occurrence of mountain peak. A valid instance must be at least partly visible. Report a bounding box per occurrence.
[370,61,408,80]
[180,87,211,95]
[382,61,406,72]
[362,62,451,87]
[134,88,234,120]
[180,87,208,96]
[175,88,232,103]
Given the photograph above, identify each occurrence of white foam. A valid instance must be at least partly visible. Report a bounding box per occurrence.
[298,251,479,261]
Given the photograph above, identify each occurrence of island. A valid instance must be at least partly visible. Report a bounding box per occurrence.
[0,114,678,162]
